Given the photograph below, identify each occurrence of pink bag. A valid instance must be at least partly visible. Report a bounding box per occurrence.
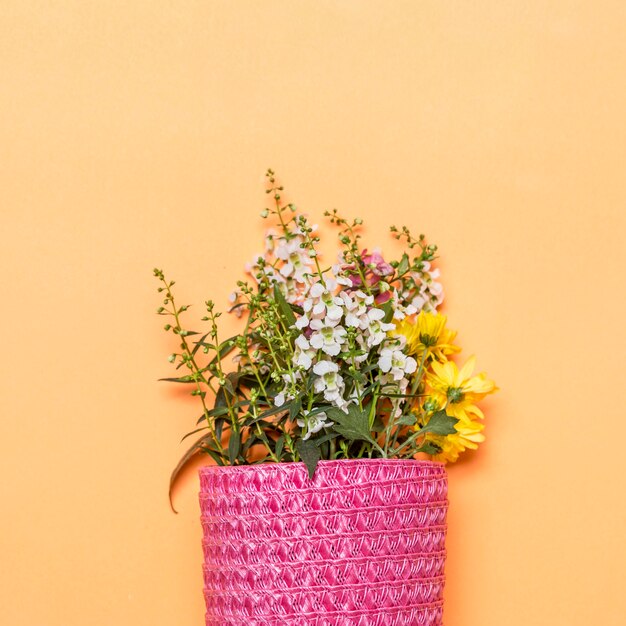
[200,459,447,625]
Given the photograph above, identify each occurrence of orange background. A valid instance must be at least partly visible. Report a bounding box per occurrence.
[2,2,625,625]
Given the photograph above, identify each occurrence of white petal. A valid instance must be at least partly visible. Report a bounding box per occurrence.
[295,315,309,330]
[368,308,385,321]
[379,355,392,372]
[295,352,312,370]
[405,357,417,374]
[323,343,341,356]
[345,312,360,327]
[310,334,324,349]
[313,360,332,375]
[313,301,325,316]
[295,334,310,349]
[310,283,325,298]
[327,305,343,320]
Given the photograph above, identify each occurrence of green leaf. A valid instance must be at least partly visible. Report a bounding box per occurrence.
[169,433,223,513]
[295,438,321,479]
[180,426,208,442]
[228,430,241,464]
[275,435,285,459]
[249,402,290,423]
[289,396,303,420]
[207,334,239,367]
[159,375,196,384]
[200,446,227,467]
[273,284,296,327]
[223,372,237,395]
[415,442,440,455]
[346,368,367,384]
[397,253,410,276]
[312,432,340,447]
[196,402,250,425]
[381,299,394,323]
[242,433,259,455]
[215,372,239,411]
[326,405,375,444]
[190,332,211,357]
[396,414,417,426]
[418,410,458,436]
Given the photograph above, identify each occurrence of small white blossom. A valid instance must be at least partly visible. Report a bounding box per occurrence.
[297,411,333,440]
[378,347,418,381]
[274,373,296,407]
[304,280,344,321]
[339,290,372,327]
[362,308,396,347]
[313,360,346,406]
[295,313,309,330]
[389,288,418,320]
[411,263,444,312]
[275,237,313,283]
[293,334,316,370]
[309,318,348,356]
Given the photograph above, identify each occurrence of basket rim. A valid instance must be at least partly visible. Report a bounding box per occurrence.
[199,458,445,476]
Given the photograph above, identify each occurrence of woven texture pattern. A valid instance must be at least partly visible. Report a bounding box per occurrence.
[199,459,448,625]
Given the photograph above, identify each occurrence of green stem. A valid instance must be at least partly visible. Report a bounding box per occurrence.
[159,278,226,459]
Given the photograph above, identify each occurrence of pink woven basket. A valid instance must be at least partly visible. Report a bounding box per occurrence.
[199,458,448,626]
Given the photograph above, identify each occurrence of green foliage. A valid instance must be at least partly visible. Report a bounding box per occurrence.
[295,439,321,479]
[326,405,375,445]
[419,410,459,436]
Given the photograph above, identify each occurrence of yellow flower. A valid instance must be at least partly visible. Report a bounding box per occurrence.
[426,355,498,421]
[428,418,486,463]
[393,311,460,361]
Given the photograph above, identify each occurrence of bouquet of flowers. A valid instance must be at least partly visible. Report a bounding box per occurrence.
[154,170,497,503]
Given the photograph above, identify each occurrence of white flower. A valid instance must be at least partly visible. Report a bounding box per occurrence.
[274,373,296,407]
[388,288,417,320]
[338,290,372,327]
[275,237,313,283]
[411,263,444,312]
[304,279,344,321]
[362,308,396,347]
[378,347,418,381]
[313,360,345,405]
[264,230,277,252]
[309,318,347,356]
[297,411,333,440]
[293,334,316,370]
[332,257,359,287]
[295,313,309,330]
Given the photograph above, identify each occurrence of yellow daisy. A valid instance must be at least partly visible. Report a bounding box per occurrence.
[426,355,498,421]
[393,311,460,361]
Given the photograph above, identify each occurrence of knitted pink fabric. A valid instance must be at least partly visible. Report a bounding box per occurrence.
[199,459,447,626]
